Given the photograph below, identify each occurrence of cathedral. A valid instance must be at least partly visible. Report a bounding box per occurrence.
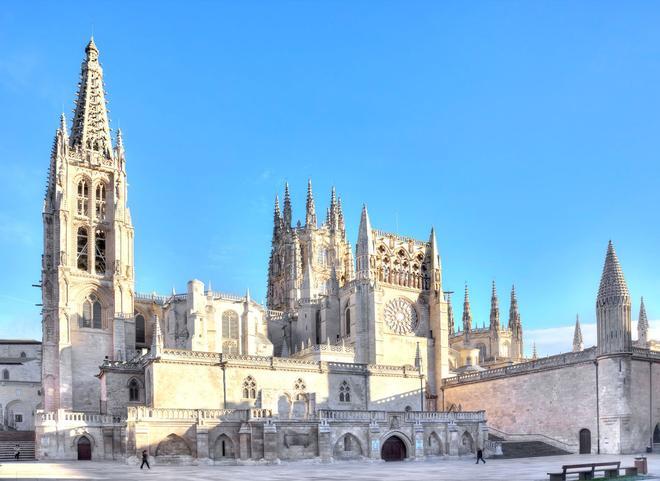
[29,39,660,463]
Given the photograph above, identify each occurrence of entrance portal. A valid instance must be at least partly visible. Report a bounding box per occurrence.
[381,436,406,461]
[77,436,91,460]
[654,424,660,444]
[579,429,591,454]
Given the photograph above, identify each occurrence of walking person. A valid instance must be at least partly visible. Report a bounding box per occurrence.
[13,444,20,461]
[140,450,150,469]
[476,448,486,464]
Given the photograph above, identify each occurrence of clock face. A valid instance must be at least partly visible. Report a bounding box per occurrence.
[384,297,418,335]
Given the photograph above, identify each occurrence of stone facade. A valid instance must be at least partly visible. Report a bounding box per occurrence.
[0,340,42,431]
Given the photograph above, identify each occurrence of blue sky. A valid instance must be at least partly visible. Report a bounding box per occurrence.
[1,1,659,354]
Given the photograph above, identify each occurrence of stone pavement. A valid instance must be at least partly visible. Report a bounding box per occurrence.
[1,454,659,480]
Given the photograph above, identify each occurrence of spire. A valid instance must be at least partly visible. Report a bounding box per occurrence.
[59,112,68,138]
[532,342,538,360]
[462,284,472,333]
[305,179,317,228]
[490,281,500,331]
[151,315,163,356]
[356,204,374,280]
[337,196,346,238]
[272,195,282,237]
[70,38,113,159]
[597,241,630,301]
[328,186,339,230]
[638,297,649,346]
[596,241,632,354]
[446,292,455,334]
[283,183,292,229]
[509,285,520,333]
[573,314,584,352]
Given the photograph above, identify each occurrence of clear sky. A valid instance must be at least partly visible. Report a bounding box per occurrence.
[1,1,659,355]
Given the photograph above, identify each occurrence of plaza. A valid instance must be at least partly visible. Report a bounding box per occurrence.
[0,454,659,481]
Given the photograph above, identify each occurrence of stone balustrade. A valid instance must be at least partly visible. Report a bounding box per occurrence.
[36,410,121,424]
[125,406,273,422]
[443,347,597,386]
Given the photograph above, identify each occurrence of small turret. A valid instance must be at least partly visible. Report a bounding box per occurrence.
[573,314,584,352]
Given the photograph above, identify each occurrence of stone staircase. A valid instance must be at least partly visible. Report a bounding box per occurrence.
[488,431,572,459]
[0,431,36,461]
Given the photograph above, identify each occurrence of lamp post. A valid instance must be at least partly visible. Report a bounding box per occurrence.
[414,342,424,411]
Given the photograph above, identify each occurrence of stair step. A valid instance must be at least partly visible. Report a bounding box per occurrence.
[498,441,571,459]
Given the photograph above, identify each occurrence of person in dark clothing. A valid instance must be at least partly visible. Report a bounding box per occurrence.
[476,448,486,464]
[14,444,20,461]
[140,450,150,469]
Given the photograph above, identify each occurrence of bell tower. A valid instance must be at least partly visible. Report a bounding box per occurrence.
[41,38,135,412]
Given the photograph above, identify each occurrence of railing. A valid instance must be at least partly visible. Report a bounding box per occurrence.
[206,291,244,302]
[633,347,660,360]
[36,410,121,424]
[404,410,485,423]
[125,406,273,422]
[294,341,355,357]
[372,229,428,247]
[443,347,597,386]
[318,410,386,422]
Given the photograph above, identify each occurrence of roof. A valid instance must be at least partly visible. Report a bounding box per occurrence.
[0,339,41,345]
[597,241,629,300]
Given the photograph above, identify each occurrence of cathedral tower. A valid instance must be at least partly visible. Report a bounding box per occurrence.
[41,39,135,412]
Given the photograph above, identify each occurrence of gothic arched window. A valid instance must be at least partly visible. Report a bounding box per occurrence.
[242,376,257,399]
[95,183,106,220]
[77,227,89,271]
[128,378,140,402]
[82,294,102,329]
[94,229,106,274]
[339,380,350,402]
[77,179,89,216]
[135,313,145,344]
[345,306,351,337]
[2,369,9,380]
[222,311,239,339]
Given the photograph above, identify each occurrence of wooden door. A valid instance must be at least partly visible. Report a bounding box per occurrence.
[77,436,91,460]
[579,429,591,454]
[381,436,406,461]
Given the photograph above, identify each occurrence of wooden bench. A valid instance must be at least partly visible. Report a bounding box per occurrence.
[547,461,636,481]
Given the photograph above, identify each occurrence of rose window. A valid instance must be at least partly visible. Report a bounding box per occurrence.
[384,298,418,335]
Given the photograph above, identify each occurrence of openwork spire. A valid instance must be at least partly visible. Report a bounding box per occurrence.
[446,291,455,334]
[328,186,339,230]
[508,284,522,338]
[305,179,317,228]
[283,183,292,229]
[462,284,472,333]
[272,195,282,237]
[597,241,630,302]
[573,315,584,352]
[70,38,112,158]
[490,281,500,331]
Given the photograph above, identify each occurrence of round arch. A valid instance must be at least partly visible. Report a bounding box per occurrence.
[333,433,363,460]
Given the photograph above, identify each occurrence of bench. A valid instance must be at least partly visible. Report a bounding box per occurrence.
[547,461,637,481]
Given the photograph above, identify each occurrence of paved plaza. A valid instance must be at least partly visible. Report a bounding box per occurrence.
[1,454,659,481]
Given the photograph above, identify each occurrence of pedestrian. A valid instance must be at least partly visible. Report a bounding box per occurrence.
[14,444,20,461]
[140,450,150,469]
[476,448,486,464]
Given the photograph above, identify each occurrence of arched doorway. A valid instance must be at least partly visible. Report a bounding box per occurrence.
[381,436,406,461]
[460,431,474,455]
[427,431,442,456]
[579,429,591,454]
[213,434,235,460]
[653,424,660,444]
[77,436,91,460]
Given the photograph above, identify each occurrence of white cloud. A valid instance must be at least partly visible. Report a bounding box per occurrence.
[525,320,660,357]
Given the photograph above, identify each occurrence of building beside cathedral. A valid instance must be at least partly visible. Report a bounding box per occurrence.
[25,39,660,463]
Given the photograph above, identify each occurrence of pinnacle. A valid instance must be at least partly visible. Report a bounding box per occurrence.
[597,241,629,300]
[86,36,98,53]
[639,296,649,328]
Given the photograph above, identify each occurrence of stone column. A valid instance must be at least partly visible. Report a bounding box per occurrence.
[102,427,114,460]
[239,423,252,461]
[318,419,332,462]
[368,421,381,459]
[196,425,210,463]
[263,420,278,462]
[448,422,459,456]
[414,422,425,459]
